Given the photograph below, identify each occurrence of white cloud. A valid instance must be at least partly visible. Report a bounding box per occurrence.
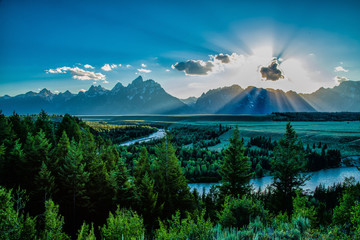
[79,89,86,92]
[84,64,94,69]
[110,64,117,69]
[54,90,59,94]
[165,69,170,72]
[141,63,147,67]
[46,66,106,81]
[334,66,349,72]
[137,68,151,73]
[118,64,122,67]
[101,64,112,71]
[126,64,132,68]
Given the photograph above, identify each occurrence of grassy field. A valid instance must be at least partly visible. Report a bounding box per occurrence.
[208,121,360,156]
[80,115,360,156]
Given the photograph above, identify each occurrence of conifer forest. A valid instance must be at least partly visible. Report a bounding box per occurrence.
[0,111,359,239]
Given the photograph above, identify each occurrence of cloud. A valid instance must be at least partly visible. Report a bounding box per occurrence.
[101,64,112,71]
[260,59,284,81]
[214,53,230,63]
[172,60,214,75]
[165,69,170,72]
[110,64,117,69]
[84,64,94,69]
[334,66,349,72]
[54,90,59,94]
[46,66,106,81]
[118,64,122,67]
[335,76,349,83]
[126,64,132,68]
[172,53,244,76]
[79,89,86,92]
[137,68,151,73]
[141,63,147,67]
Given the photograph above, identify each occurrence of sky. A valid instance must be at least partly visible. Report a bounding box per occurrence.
[0,0,360,98]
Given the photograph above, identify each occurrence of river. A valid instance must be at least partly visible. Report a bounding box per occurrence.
[120,129,166,146]
[189,167,360,195]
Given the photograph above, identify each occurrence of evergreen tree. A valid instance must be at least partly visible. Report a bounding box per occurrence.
[58,140,90,231]
[110,157,133,208]
[100,207,145,240]
[219,127,252,197]
[54,131,70,161]
[35,109,55,145]
[9,113,28,144]
[56,114,82,142]
[77,222,96,240]
[0,139,23,188]
[22,130,52,191]
[0,187,37,240]
[134,147,151,184]
[86,145,115,224]
[42,199,69,240]
[134,147,160,230]
[35,162,57,202]
[0,111,13,146]
[153,132,192,219]
[270,122,309,213]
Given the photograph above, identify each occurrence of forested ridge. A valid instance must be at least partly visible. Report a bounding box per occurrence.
[0,111,359,239]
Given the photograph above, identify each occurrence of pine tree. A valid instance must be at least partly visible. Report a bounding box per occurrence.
[153,132,192,218]
[35,162,57,202]
[56,114,82,142]
[270,122,309,213]
[0,111,13,146]
[0,186,37,240]
[35,109,55,145]
[86,145,115,223]
[77,222,96,240]
[110,157,133,208]
[100,207,145,240]
[22,130,52,191]
[42,199,69,240]
[58,140,90,231]
[219,126,252,197]
[134,147,160,230]
[134,147,151,184]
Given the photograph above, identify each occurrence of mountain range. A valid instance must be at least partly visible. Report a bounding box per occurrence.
[1,76,359,115]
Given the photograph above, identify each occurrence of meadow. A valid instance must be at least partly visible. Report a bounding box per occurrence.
[80,115,360,157]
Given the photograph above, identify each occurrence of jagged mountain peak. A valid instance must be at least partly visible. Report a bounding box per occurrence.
[131,76,143,85]
[86,85,107,96]
[39,88,53,96]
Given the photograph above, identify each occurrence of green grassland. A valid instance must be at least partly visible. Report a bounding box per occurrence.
[80,115,360,157]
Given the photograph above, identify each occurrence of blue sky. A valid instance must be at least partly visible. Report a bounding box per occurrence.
[0,0,359,98]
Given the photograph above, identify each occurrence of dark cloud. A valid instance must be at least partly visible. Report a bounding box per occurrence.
[172,60,214,75]
[214,54,230,63]
[335,76,349,83]
[260,60,284,81]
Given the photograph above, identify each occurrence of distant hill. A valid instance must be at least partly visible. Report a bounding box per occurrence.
[0,76,189,115]
[192,81,360,114]
[300,81,360,112]
[1,77,359,115]
[193,85,315,114]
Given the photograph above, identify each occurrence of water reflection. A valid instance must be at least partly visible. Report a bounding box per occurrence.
[189,167,360,195]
